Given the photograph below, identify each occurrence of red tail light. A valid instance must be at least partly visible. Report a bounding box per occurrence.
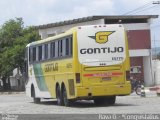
[76,73,80,83]
[126,71,130,81]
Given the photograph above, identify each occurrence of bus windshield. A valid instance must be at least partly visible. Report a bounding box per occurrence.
[77,25,126,66]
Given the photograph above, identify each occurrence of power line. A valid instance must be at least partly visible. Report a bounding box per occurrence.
[131,4,159,14]
[123,2,151,15]
[123,1,160,15]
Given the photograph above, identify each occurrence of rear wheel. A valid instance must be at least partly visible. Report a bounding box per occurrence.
[56,85,64,106]
[94,98,107,105]
[106,96,116,105]
[62,86,72,107]
[94,96,116,105]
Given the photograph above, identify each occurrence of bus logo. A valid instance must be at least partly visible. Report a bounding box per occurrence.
[89,31,115,44]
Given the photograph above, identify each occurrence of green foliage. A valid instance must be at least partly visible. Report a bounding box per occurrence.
[0,18,40,78]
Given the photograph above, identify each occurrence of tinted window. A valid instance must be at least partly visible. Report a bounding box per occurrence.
[38,46,42,61]
[33,47,36,62]
[44,44,48,59]
[51,42,55,58]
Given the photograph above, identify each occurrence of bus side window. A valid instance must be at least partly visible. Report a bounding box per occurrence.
[66,38,69,56]
[44,44,48,60]
[33,47,36,62]
[62,39,66,57]
[51,42,55,58]
[24,47,29,81]
[58,40,63,57]
[55,41,58,58]
[69,37,73,56]
[38,46,42,61]
[29,47,32,63]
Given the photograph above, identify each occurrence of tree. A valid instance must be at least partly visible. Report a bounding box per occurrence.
[0,18,40,90]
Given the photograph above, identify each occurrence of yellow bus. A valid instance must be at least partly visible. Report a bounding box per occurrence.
[25,24,131,106]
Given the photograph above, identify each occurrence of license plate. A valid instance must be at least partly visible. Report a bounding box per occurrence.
[102,77,111,81]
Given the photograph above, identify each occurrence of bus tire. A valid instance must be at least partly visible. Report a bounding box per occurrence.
[94,96,116,105]
[106,96,116,105]
[94,98,107,105]
[31,87,40,103]
[62,86,72,107]
[56,85,64,106]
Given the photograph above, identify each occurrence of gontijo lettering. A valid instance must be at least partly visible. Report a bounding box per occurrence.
[80,47,124,54]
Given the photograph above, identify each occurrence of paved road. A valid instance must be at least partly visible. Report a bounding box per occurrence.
[0,92,160,119]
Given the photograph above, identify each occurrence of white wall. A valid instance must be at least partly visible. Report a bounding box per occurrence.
[143,55,154,87]
[39,19,104,39]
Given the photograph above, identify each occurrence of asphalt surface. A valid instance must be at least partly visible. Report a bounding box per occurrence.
[0,92,160,120]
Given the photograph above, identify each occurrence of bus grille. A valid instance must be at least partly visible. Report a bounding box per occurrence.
[68,79,75,96]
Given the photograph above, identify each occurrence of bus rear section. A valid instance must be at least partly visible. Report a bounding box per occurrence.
[75,24,131,104]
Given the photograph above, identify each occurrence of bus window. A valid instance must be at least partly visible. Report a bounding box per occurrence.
[29,48,31,62]
[66,38,69,56]
[51,42,55,58]
[24,47,28,82]
[38,46,42,61]
[32,47,36,62]
[58,40,63,57]
[62,39,66,57]
[44,44,48,60]
[55,41,58,58]
[69,37,73,56]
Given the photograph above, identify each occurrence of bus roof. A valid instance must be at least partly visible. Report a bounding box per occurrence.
[27,24,124,47]
[28,27,77,47]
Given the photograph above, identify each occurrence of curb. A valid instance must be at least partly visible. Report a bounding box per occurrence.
[0,92,25,95]
[140,86,160,97]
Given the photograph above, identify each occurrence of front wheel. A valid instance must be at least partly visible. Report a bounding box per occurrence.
[32,87,41,103]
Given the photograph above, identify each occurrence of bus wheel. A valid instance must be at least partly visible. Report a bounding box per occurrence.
[94,96,116,105]
[94,98,107,105]
[106,96,116,105]
[32,87,40,103]
[62,86,72,107]
[56,85,64,106]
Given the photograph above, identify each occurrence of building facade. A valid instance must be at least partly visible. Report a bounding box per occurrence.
[35,15,158,87]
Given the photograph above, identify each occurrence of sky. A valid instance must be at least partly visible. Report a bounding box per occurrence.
[0,0,160,47]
